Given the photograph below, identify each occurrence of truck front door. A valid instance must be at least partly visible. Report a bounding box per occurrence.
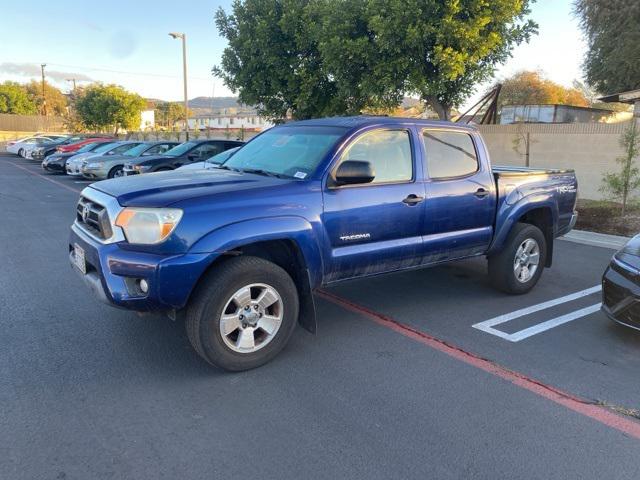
[322,128,426,282]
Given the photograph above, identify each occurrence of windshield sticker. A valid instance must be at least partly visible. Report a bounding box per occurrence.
[294,171,307,179]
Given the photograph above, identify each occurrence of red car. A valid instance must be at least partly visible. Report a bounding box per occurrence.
[57,136,114,153]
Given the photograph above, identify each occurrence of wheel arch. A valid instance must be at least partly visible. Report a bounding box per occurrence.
[185,217,324,333]
[490,200,557,267]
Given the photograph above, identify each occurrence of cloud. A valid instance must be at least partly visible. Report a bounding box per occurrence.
[0,62,95,83]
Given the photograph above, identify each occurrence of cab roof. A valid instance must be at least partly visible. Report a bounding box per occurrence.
[286,115,478,132]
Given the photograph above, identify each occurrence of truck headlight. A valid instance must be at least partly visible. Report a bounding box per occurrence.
[115,208,183,244]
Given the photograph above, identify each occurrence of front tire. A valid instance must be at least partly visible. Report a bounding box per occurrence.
[488,223,547,294]
[108,165,124,178]
[185,256,299,371]
[18,148,24,157]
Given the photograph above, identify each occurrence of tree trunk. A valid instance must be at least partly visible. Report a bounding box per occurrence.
[425,96,451,120]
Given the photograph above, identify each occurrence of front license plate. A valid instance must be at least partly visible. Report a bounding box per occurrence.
[72,243,86,274]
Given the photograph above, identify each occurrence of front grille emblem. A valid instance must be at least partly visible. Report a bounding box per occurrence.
[81,204,90,222]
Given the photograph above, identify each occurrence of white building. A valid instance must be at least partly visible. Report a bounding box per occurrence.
[140,109,155,130]
[185,113,273,131]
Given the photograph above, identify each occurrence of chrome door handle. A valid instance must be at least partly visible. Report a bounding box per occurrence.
[402,194,425,205]
[474,188,490,198]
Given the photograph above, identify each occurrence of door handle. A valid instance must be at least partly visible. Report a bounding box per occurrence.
[474,188,490,198]
[402,194,425,205]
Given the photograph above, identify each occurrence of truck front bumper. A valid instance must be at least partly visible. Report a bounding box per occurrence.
[69,224,216,312]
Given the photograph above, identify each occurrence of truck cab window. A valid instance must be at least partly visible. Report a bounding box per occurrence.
[423,131,478,179]
[340,130,413,184]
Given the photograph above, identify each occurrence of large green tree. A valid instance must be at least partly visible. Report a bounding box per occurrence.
[75,84,146,133]
[0,81,38,115]
[214,0,537,120]
[574,0,640,94]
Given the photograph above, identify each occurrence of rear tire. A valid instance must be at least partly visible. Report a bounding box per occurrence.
[185,256,299,371]
[18,148,24,157]
[488,223,547,294]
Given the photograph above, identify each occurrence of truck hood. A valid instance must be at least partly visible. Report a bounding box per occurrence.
[90,168,291,207]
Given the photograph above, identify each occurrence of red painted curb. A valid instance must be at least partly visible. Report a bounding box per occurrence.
[317,289,640,440]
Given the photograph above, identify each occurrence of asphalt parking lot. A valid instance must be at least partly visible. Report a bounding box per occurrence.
[2,154,640,479]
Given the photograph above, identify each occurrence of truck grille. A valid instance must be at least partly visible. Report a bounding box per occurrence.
[76,196,113,240]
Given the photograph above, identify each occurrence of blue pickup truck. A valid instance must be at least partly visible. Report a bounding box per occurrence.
[69,116,578,370]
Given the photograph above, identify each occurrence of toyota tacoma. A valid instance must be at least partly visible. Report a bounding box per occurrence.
[69,117,578,371]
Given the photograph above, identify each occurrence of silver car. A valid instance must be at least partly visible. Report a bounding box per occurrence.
[66,142,122,176]
[81,141,179,179]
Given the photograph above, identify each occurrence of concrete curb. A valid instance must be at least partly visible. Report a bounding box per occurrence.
[559,229,631,250]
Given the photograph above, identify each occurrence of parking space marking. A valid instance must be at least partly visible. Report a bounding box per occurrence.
[4,160,82,194]
[317,289,640,440]
[472,285,602,342]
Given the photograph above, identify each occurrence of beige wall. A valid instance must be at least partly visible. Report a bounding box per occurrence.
[477,122,634,200]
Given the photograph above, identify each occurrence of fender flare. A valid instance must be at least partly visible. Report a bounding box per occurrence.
[189,216,324,333]
[488,194,558,260]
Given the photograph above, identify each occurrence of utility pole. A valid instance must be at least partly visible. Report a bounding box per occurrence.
[66,78,77,92]
[40,64,47,116]
[169,32,189,140]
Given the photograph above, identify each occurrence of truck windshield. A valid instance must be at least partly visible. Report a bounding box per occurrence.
[222,126,346,179]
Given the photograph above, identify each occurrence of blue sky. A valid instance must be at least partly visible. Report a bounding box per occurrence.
[0,0,586,108]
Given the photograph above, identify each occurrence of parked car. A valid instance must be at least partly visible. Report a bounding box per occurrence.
[42,141,118,174]
[81,141,179,179]
[56,136,115,154]
[602,234,640,331]
[6,136,61,156]
[69,116,578,371]
[177,146,241,171]
[30,135,109,161]
[66,142,138,176]
[123,140,244,175]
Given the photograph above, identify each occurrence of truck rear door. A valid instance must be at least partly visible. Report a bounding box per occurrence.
[322,128,426,282]
[420,129,496,263]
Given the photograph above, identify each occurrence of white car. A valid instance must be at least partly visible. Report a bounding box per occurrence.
[6,136,58,156]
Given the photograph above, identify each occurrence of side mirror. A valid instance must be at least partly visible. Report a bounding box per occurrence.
[187,153,198,161]
[334,160,375,186]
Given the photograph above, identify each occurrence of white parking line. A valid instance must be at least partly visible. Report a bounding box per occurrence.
[472,285,602,342]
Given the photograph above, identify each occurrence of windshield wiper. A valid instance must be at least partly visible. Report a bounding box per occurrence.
[216,164,242,172]
[240,168,290,179]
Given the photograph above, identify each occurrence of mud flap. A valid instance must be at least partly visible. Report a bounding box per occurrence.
[298,269,317,334]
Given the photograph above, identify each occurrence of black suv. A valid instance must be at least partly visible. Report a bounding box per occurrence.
[123,139,244,175]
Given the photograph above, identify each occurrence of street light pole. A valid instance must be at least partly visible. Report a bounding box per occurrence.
[40,64,47,116]
[169,32,189,140]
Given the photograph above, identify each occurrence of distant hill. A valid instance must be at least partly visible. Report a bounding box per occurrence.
[149,96,254,116]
